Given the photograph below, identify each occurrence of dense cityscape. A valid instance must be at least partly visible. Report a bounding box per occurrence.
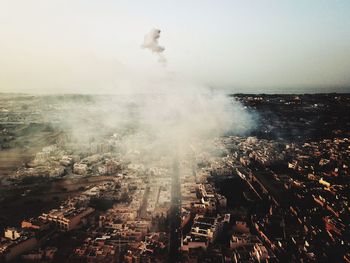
[0,93,349,262]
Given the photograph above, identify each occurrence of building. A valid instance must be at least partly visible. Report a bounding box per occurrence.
[0,228,37,262]
[189,215,223,243]
[39,207,94,231]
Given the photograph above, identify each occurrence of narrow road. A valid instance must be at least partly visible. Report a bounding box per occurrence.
[168,158,181,263]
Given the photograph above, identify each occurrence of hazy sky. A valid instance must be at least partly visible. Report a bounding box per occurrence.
[1,0,350,94]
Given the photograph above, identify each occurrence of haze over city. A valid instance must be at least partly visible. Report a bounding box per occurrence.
[1,1,350,263]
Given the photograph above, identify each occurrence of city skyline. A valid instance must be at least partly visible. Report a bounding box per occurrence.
[1,0,350,94]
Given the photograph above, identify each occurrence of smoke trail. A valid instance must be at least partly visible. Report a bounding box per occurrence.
[142,28,166,65]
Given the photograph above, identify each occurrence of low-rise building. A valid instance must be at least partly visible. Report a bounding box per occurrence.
[39,207,94,231]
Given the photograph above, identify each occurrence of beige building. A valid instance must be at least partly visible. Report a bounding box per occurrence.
[39,207,94,231]
[1,228,38,262]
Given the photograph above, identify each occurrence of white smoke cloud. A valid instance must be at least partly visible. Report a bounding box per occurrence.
[36,28,256,168]
[42,81,256,167]
[142,28,166,65]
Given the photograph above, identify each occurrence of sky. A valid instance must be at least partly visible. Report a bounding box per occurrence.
[0,0,350,94]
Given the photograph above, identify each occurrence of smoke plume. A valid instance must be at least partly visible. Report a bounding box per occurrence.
[35,29,256,168]
[142,28,166,64]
